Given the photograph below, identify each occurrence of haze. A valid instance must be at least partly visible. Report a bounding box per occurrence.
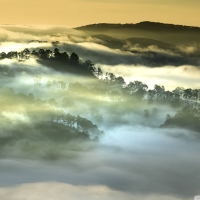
[0,0,200,27]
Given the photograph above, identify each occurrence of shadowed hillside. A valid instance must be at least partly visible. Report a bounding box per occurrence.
[75,21,200,45]
[91,34,176,50]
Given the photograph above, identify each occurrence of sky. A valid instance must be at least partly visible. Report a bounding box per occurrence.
[0,0,200,27]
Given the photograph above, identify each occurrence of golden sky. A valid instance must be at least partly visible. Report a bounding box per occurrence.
[0,0,199,27]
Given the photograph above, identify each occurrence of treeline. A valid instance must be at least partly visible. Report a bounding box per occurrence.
[161,104,200,133]
[64,80,200,106]
[2,47,199,104]
[1,48,200,105]
[1,48,200,133]
[0,48,97,77]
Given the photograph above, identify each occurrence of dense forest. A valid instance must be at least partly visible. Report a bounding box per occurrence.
[1,47,200,152]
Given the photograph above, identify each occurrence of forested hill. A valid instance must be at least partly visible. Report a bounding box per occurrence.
[0,48,97,78]
[75,21,200,32]
[75,21,200,45]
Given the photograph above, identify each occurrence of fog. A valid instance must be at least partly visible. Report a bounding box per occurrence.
[0,25,200,200]
[100,64,200,90]
[0,182,185,200]
[0,126,199,199]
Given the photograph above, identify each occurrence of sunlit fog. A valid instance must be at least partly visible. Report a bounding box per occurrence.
[0,23,200,200]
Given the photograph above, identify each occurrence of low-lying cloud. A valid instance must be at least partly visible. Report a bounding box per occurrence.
[0,125,200,199]
[0,182,184,200]
[99,64,200,90]
[0,24,200,200]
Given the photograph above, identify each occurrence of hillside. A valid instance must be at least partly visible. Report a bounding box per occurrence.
[90,34,176,53]
[75,21,200,45]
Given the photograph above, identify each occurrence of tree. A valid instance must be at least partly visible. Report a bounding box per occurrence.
[22,48,30,58]
[0,52,7,59]
[165,91,174,99]
[115,76,125,86]
[154,84,165,99]
[183,88,192,99]
[54,48,65,59]
[192,89,198,99]
[38,49,48,59]
[166,114,172,120]
[97,67,103,78]
[60,52,69,60]
[63,113,75,127]
[135,88,146,100]
[84,60,94,68]
[7,51,17,59]
[172,87,184,98]
[70,52,79,63]
[54,48,59,54]
[147,89,155,103]
[125,81,148,94]
[108,73,116,82]
[46,49,53,58]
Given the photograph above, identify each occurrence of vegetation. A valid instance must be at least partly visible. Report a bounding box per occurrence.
[1,46,200,149]
[75,21,200,45]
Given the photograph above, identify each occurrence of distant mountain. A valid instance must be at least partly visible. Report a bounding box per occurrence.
[76,21,200,32]
[75,22,200,45]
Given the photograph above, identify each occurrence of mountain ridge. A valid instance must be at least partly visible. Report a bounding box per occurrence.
[75,21,200,31]
[74,21,200,45]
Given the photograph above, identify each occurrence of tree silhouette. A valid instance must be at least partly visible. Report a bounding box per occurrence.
[70,52,79,63]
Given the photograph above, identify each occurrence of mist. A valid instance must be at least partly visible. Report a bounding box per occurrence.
[0,24,200,200]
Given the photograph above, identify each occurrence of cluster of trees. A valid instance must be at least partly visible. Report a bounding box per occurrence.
[161,104,200,133]
[0,48,127,80]
[0,48,97,77]
[62,78,200,133]
[54,113,103,137]
[0,86,103,140]
[65,80,200,106]
[0,47,93,66]
[0,48,31,60]
[0,48,70,61]
[1,47,200,134]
